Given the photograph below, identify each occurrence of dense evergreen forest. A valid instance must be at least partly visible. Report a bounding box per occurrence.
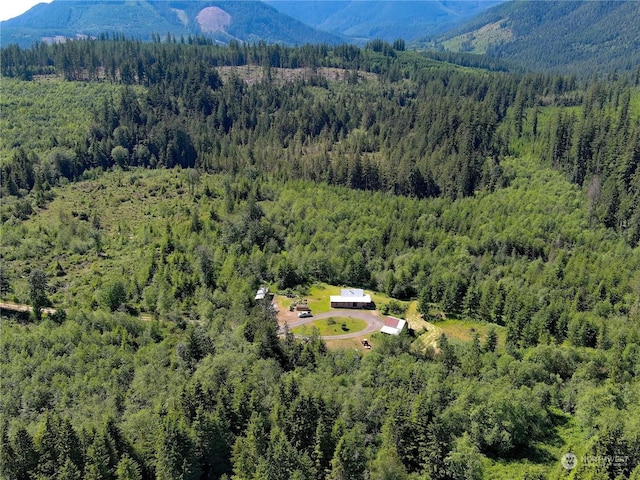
[435,0,640,76]
[2,38,639,237]
[1,38,640,479]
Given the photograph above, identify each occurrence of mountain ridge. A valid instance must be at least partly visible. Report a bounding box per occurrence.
[433,0,640,76]
[266,0,504,41]
[1,0,506,48]
[0,0,345,47]
[2,0,639,78]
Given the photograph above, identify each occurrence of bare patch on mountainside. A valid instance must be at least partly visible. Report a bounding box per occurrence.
[171,8,189,27]
[197,7,231,34]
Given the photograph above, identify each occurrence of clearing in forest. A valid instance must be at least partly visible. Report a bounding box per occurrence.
[291,317,368,336]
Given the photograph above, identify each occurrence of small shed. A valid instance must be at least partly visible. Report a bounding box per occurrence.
[255,287,269,301]
[381,316,406,335]
[330,288,372,309]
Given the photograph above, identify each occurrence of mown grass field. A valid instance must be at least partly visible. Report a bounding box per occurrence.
[305,283,409,314]
[291,317,368,336]
[437,318,506,346]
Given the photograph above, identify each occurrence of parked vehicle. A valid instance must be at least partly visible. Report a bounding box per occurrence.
[297,311,312,318]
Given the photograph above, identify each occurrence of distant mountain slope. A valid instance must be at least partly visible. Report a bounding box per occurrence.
[266,1,504,42]
[0,0,343,47]
[435,0,640,75]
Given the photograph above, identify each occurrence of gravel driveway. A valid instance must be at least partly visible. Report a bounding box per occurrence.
[279,309,385,340]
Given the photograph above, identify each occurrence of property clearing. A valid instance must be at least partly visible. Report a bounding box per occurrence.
[291,317,368,336]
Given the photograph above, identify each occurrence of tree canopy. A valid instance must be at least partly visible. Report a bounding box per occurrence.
[1,38,640,479]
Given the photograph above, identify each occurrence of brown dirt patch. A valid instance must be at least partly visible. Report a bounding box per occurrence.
[197,7,231,33]
[216,66,378,86]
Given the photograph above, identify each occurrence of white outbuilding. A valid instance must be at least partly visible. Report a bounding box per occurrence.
[380,316,406,335]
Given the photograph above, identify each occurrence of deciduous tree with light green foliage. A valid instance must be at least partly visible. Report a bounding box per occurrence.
[28,267,48,320]
[100,280,128,312]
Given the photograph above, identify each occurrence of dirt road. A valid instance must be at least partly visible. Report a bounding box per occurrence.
[0,302,57,315]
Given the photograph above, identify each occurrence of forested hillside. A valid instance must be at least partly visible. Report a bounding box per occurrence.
[2,39,640,239]
[266,0,503,42]
[0,0,342,48]
[435,0,640,76]
[1,39,640,479]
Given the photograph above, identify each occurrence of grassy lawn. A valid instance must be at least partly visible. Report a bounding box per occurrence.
[437,319,506,347]
[324,336,370,351]
[306,283,409,314]
[411,307,507,353]
[291,316,368,336]
[405,301,429,330]
[306,284,343,313]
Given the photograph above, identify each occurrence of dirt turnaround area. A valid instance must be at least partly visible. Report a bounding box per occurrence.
[278,309,385,340]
